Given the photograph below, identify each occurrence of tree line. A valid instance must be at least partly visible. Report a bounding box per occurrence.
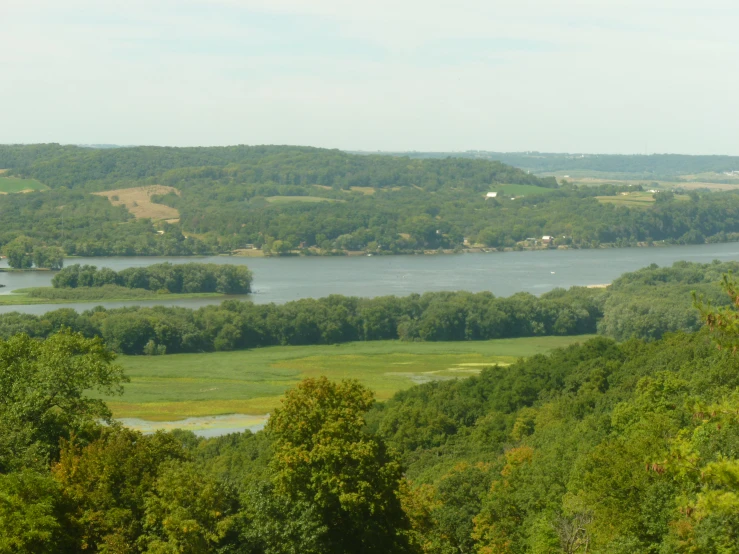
[0,288,603,355]
[2,236,63,270]
[0,260,734,355]
[52,262,253,295]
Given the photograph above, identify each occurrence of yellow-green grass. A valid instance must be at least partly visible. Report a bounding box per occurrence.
[0,287,229,306]
[568,176,739,192]
[0,176,48,193]
[104,335,595,420]
[596,191,690,208]
[265,196,344,204]
[349,186,376,195]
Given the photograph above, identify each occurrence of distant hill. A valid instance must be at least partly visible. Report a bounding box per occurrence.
[3,144,739,257]
[354,151,739,181]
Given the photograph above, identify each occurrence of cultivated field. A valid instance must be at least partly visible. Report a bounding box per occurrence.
[566,176,739,192]
[93,185,181,221]
[596,191,690,208]
[0,176,48,193]
[104,335,595,420]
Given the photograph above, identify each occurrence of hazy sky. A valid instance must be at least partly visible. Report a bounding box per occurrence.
[1,0,738,154]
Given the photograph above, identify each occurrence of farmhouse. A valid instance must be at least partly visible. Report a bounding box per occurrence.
[486,192,498,198]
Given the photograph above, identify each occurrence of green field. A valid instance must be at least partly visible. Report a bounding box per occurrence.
[265,196,343,204]
[596,191,690,208]
[495,184,558,197]
[0,176,48,193]
[104,335,595,420]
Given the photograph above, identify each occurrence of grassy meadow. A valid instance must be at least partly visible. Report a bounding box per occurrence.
[0,176,48,193]
[104,335,595,421]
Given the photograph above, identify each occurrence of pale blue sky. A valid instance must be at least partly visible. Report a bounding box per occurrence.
[1,0,738,154]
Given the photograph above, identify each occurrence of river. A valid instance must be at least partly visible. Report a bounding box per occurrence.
[2,243,739,315]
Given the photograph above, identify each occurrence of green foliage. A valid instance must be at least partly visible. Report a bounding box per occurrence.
[267,377,412,553]
[53,262,253,294]
[0,289,604,355]
[0,471,65,554]
[4,144,739,255]
[0,330,125,472]
[52,427,189,551]
[141,461,240,553]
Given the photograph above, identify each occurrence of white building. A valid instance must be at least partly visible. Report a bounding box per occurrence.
[486,192,498,198]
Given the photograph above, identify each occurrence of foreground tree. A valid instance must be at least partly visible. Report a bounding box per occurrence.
[0,330,126,472]
[266,377,413,554]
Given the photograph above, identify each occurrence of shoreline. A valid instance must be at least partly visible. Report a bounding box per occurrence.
[0,288,233,306]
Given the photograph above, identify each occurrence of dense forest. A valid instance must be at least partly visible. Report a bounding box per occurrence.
[0,260,734,355]
[52,263,253,295]
[3,273,739,552]
[3,145,739,256]
[378,151,739,180]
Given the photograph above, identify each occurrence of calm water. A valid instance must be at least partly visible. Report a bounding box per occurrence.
[2,243,739,315]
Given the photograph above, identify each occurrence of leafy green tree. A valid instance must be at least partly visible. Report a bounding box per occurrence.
[3,236,35,269]
[0,330,125,472]
[141,461,240,553]
[0,470,66,554]
[52,427,189,553]
[267,377,413,553]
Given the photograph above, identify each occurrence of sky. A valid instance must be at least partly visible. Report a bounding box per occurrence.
[1,0,738,154]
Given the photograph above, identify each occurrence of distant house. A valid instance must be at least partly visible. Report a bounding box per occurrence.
[542,235,553,244]
[486,192,498,199]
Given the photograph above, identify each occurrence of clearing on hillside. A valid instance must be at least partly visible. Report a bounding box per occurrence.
[265,196,344,204]
[94,185,181,221]
[0,176,48,193]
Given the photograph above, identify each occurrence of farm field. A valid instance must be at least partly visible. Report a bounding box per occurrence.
[104,335,595,421]
[565,175,739,192]
[93,185,181,221]
[0,175,48,193]
[596,191,690,207]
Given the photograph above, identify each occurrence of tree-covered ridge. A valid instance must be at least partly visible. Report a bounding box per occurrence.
[381,151,739,179]
[0,144,550,191]
[52,263,253,295]
[4,144,739,256]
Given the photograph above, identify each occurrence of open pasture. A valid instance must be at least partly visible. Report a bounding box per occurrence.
[93,185,181,221]
[104,335,595,420]
[0,176,48,193]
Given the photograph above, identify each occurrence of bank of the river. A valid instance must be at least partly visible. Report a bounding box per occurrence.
[0,287,229,306]
[119,414,269,438]
[2,242,739,315]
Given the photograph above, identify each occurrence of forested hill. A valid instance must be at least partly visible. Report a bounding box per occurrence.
[0,144,552,191]
[371,151,739,179]
[4,144,739,257]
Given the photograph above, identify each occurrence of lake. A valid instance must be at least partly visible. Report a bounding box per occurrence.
[2,243,739,315]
